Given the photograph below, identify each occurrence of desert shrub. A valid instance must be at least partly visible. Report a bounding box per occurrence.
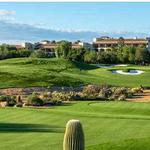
[50,100,62,105]
[51,91,74,101]
[27,93,43,106]
[72,92,85,100]
[99,88,112,98]
[40,91,77,105]
[108,95,117,101]
[0,95,16,106]
[118,95,126,101]
[110,87,133,100]
[112,87,127,97]
[82,85,101,96]
[131,87,143,94]
[82,85,102,99]
[126,89,134,98]
[40,92,52,103]
[0,95,12,102]
[42,92,52,99]
[40,91,63,105]
[36,85,135,102]
[8,99,16,106]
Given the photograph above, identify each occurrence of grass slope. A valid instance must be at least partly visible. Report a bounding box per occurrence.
[0,57,150,88]
[0,102,150,150]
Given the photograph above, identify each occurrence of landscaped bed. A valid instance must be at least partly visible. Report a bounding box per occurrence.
[0,84,144,108]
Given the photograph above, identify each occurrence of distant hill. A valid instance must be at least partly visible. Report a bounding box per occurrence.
[0,21,149,44]
[0,21,99,43]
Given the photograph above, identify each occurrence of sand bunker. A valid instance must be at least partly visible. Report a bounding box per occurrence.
[112,70,144,75]
[114,64,128,67]
[97,64,128,68]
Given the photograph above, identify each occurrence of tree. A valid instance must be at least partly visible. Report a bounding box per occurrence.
[97,51,117,64]
[135,47,150,64]
[122,46,130,63]
[118,37,125,48]
[0,45,9,60]
[116,49,124,63]
[30,50,51,58]
[67,48,86,62]
[128,46,136,63]
[55,41,71,58]
[84,51,97,63]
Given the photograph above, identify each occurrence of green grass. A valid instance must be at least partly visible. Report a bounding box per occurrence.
[0,57,150,88]
[0,101,150,150]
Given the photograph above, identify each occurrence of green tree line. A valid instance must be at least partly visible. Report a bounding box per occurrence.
[55,41,150,64]
[0,41,150,65]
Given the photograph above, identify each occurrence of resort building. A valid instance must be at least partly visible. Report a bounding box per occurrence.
[72,41,92,49]
[21,42,34,50]
[146,37,150,52]
[33,41,92,55]
[93,36,148,52]
[10,44,24,50]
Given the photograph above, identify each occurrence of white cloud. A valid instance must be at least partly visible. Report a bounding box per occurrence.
[0,9,16,16]
[0,9,16,22]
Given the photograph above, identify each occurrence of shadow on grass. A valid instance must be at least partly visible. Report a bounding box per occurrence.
[72,61,98,71]
[0,123,64,133]
[61,102,76,106]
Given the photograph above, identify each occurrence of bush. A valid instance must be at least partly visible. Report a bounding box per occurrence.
[8,99,16,106]
[82,85,101,96]
[36,85,137,102]
[50,100,62,105]
[131,87,143,94]
[118,95,126,101]
[51,91,74,101]
[99,88,112,98]
[27,93,43,106]
[0,47,31,60]
[110,87,134,100]
[0,95,12,102]
[0,95,16,106]
[40,92,63,105]
[112,87,127,97]
[30,50,54,58]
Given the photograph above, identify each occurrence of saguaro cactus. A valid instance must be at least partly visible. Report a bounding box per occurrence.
[16,95,22,103]
[63,119,85,150]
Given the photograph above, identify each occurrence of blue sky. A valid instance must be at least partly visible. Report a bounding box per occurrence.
[0,2,150,43]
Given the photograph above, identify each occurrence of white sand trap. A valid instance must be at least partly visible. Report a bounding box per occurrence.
[97,64,128,68]
[114,64,128,67]
[112,70,144,75]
